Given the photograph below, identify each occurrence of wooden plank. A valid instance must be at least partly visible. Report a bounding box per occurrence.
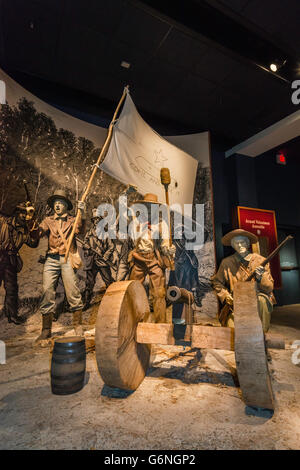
[234,281,274,410]
[191,325,234,350]
[136,323,175,345]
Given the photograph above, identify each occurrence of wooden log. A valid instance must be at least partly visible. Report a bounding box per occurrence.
[191,325,235,350]
[233,281,275,410]
[136,323,175,345]
[95,280,151,391]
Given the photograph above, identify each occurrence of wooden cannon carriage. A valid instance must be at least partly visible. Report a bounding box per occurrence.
[95,279,284,410]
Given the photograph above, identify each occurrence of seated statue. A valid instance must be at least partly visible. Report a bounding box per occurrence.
[211,229,275,332]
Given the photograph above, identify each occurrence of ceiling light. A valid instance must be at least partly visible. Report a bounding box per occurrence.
[121,61,131,69]
[269,59,287,73]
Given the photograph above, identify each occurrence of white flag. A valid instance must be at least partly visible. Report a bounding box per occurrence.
[100,92,198,206]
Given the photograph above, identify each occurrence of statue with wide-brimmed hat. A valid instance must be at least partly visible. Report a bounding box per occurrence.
[35,188,86,345]
[128,192,175,323]
[211,228,275,332]
[135,193,163,205]
[47,189,73,211]
[221,228,258,246]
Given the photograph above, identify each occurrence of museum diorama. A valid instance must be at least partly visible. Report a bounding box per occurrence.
[0,0,300,453]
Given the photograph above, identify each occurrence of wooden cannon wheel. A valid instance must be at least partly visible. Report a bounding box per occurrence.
[95,280,151,391]
[233,281,274,410]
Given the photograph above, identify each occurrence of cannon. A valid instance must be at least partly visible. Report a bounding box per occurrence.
[95,280,284,410]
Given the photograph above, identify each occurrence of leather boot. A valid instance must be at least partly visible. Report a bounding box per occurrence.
[4,306,26,325]
[82,291,92,311]
[35,313,52,343]
[73,309,83,336]
[9,314,26,325]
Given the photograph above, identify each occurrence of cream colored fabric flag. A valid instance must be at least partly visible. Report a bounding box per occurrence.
[100,92,198,206]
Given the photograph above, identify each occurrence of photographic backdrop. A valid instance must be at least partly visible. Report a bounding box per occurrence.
[0,68,218,320]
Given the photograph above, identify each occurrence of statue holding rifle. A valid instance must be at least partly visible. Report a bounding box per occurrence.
[211,229,275,332]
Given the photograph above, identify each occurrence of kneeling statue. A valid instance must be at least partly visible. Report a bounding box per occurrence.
[211,229,275,332]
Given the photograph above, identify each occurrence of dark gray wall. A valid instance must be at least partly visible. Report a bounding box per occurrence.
[210,136,300,305]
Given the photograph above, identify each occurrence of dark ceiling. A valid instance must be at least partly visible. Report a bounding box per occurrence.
[0,0,299,145]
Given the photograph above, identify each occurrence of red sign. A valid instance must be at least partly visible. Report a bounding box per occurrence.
[236,206,282,289]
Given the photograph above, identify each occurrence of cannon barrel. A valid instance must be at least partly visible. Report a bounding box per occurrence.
[166,286,194,305]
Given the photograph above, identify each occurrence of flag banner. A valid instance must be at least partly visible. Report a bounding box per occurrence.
[100,92,198,206]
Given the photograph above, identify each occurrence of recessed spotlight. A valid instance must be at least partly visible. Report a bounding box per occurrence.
[269,59,287,73]
[121,61,131,69]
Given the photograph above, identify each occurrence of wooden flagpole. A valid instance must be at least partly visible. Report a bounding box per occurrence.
[65,86,129,262]
[160,167,175,270]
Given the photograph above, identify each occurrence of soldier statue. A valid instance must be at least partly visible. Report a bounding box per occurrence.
[82,208,114,310]
[0,202,39,324]
[35,189,85,342]
[211,229,275,332]
[128,193,176,323]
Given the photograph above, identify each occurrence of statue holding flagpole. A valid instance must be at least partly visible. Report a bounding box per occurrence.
[128,192,176,323]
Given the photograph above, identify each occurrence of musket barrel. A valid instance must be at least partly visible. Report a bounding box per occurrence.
[246,235,293,281]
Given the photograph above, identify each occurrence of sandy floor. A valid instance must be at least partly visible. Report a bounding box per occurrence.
[0,304,300,450]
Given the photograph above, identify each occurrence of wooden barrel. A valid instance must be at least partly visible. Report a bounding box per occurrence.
[51,336,86,395]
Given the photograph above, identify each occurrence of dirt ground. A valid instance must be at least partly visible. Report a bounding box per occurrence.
[0,303,300,450]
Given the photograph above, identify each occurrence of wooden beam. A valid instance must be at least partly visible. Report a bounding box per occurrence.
[136,323,175,345]
[191,325,235,350]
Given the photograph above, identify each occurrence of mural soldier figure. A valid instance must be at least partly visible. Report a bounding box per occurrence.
[114,236,133,281]
[0,202,39,324]
[211,229,275,332]
[172,225,207,307]
[35,189,85,342]
[82,208,114,310]
[113,183,137,282]
[129,193,176,323]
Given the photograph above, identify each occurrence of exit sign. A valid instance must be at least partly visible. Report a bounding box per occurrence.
[276,153,286,165]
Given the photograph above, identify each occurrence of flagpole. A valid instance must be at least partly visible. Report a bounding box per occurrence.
[65,85,129,262]
[160,167,175,271]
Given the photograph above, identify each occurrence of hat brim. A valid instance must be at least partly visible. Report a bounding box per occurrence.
[47,195,73,211]
[134,200,164,205]
[221,229,258,246]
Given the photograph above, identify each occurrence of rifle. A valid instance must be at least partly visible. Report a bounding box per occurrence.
[219,235,293,326]
[75,237,116,272]
[22,182,38,230]
[245,235,293,281]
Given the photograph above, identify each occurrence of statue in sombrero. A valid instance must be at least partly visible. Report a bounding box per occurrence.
[35,189,86,343]
[128,193,176,323]
[211,229,275,332]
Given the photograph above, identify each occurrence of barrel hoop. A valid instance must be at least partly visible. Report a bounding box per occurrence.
[51,378,83,387]
[51,370,85,381]
[51,354,86,365]
[53,346,86,355]
[51,383,83,393]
